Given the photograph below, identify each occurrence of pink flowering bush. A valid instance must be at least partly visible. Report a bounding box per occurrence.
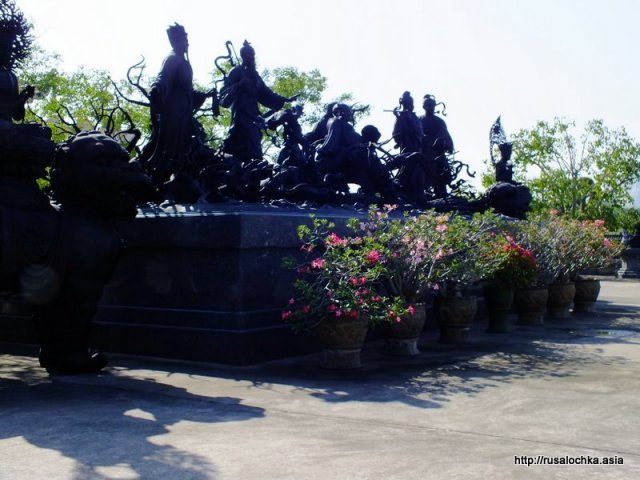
[350,206,453,304]
[424,210,513,296]
[563,218,623,279]
[514,212,622,284]
[282,215,412,333]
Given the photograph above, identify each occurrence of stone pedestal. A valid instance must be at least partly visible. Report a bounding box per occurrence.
[90,204,358,365]
[618,248,640,279]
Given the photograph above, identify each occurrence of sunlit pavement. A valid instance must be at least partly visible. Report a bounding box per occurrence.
[1,279,639,479]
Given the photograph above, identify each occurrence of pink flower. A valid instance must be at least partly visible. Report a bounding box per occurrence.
[395,316,402,323]
[407,305,416,316]
[288,297,296,305]
[302,305,311,314]
[281,310,292,321]
[327,304,337,312]
[436,224,447,233]
[371,295,382,302]
[594,219,605,227]
[366,250,381,264]
[311,258,325,269]
[335,310,343,317]
[325,233,346,246]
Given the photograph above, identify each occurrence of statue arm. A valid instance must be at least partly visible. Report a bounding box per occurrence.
[255,76,287,111]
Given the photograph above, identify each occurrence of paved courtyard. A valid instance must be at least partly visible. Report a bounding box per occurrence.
[1,279,639,479]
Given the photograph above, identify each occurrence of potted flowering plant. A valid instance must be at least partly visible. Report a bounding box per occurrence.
[425,210,504,342]
[568,219,623,312]
[478,232,537,333]
[512,214,565,323]
[283,215,411,368]
[351,206,452,354]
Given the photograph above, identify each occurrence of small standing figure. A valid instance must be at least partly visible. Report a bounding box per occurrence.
[390,91,429,205]
[489,116,514,183]
[220,40,296,163]
[140,23,213,186]
[421,94,454,199]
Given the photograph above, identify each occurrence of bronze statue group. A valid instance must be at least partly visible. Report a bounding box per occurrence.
[0,8,530,374]
[138,24,500,210]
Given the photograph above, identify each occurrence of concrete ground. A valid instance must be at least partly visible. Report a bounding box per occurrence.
[1,279,639,480]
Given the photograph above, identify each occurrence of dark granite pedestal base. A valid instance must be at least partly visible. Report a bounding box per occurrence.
[91,203,359,365]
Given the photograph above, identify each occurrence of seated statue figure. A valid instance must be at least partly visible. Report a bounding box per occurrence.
[315,104,396,203]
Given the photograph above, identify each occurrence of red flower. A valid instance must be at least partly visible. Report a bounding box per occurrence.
[366,250,381,264]
[281,310,292,321]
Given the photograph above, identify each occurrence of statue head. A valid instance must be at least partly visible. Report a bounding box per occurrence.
[240,40,256,67]
[399,91,414,112]
[332,103,351,121]
[361,124,381,143]
[423,94,437,114]
[166,23,188,54]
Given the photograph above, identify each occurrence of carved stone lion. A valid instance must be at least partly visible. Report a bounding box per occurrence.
[1,131,152,373]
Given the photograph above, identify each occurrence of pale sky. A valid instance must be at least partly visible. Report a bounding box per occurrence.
[17,0,640,197]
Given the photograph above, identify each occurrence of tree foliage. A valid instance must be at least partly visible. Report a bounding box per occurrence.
[511,117,640,230]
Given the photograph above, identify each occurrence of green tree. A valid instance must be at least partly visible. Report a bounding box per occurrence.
[17,45,149,145]
[512,117,640,230]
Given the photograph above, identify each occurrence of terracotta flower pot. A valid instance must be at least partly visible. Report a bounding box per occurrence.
[315,318,368,369]
[514,286,548,326]
[483,284,514,333]
[434,295,477,343]
[547,282,576,319]
[381,302,427,356]
[573,278,601,313]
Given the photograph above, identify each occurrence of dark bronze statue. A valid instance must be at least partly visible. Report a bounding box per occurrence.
[484,116,532,219]
[0,2,153,373]
[220,40,296,163]
[489,116,514,183]
[314,103,396,203]
[139,23,214,191]
[421,94,454,199]
[389,91,429,205]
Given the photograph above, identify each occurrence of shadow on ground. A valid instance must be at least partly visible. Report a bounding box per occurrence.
[0,356,264,480]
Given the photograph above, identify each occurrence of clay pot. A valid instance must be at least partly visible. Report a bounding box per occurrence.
[315,318,368,369]
[483,284,514,333]
[381,302,427,356]
[434,295,477,343]
[573,278,601,313]
[514,286,548,326]
[547,282,576,319]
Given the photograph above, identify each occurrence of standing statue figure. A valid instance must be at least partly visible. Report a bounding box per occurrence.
[139,23,213,187]
[421,94,454,199]
[220,40,296,163]
[390,91,429,205]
